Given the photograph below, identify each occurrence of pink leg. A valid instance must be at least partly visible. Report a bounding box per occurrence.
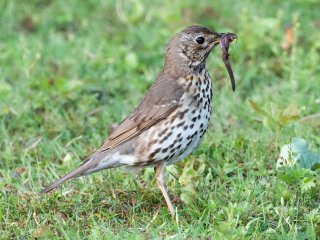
[155,164,175,218]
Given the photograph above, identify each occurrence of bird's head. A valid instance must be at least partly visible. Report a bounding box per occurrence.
[164,25,237,73]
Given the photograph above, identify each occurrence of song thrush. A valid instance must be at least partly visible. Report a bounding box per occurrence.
[40,26,237,218]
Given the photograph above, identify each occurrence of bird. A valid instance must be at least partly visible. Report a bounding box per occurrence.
[40,25,237,218]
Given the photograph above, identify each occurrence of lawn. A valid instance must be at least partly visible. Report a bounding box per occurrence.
[1,0,320,239]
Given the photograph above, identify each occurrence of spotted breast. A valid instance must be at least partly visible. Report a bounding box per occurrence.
[135,68,212,166]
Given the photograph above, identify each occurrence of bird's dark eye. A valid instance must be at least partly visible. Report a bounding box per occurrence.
[195,36,205,44]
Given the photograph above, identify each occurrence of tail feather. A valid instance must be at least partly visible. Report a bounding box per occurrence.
[39,150,122,195]
[39,162,90,195]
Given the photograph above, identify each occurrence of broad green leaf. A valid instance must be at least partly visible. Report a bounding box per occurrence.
[249,100,303,135]
[301,176,317,192]
[277,167,307,185]
[261,102,281,132]
[299,113,320,127]
[249,100,279,131]
[178,158,205,204]
[279,104,301,126]
[277,138,320,169]
[248,99,265,114]
[180,184,197,204]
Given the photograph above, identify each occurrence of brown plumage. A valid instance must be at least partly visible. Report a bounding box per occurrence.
[40,25,237,218]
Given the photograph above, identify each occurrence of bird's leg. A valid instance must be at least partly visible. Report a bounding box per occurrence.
[155,164,175,218]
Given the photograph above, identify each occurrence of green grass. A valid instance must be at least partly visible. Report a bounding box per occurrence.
[1,0,320,239]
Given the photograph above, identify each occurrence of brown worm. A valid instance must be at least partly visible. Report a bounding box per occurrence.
[220,33,237,91]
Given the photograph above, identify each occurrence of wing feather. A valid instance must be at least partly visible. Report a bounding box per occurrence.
[91,74,184,155]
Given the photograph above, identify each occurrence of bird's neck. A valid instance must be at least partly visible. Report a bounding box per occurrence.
[163,57,207,78]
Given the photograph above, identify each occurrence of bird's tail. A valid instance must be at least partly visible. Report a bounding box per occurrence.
[39,161,90,195]
[39,149,124,194]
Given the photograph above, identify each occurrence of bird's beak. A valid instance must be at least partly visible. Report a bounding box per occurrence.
[208,32,238,46]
